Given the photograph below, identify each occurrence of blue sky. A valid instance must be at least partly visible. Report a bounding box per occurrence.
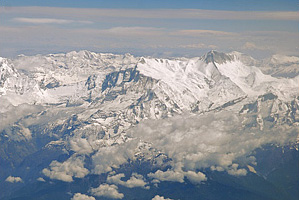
[0,0,298,58]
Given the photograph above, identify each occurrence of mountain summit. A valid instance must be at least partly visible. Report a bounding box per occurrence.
[202,50,233,64]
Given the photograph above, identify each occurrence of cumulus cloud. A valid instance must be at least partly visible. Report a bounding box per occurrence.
[71,193,95,200]
[227,163,247,176]
[42,156,89,182]
[152,195,173,200]
[37,177,46,182]
[90,184,124,199]
[92,140,138,174]
[107,173,149,189]
[148,170,207,184]
[148,170,184,183]
[5,176,22,183]
[70,137,93,154]
[184,171,207,184]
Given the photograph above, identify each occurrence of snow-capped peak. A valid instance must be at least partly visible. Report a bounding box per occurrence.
[201,50,234,64]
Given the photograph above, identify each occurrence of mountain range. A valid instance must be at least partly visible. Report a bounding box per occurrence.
[0,50,298,200]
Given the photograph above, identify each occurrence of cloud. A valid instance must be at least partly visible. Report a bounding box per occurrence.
[148,170,184,183]
[5,176,22,183]
[152,195,174,200]
[99,27,165,37]
[1,6,299,58]
[13,17,92,24]
[0,22,298,58]
[107,173,149,189]
[4,7,299,21]
[179,43,218,49]
[174,30,236,37]
[184,171,207,184]
[42,156,89,182]
[37,177,46,182]
[148,170,207,184]
[92,140,138,174]
[242,42,268,50]
[71,193,96,200]
[70,138,93,155]
[227,163,247,176]
[0,102,43,131]
[90,184,124,199]
[131,110,298,179]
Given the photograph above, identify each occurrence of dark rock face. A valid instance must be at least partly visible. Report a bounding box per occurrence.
[203,50,234,64]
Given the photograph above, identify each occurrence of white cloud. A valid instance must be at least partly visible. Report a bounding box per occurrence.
[152,195,173,200]
[107,173,149,189]
[37,177,46,182]
[42,156,89,182]
[0,102,43,131]
[13,17,92,24]
[148,170,184,183]
[92,140,138,174]
[70,138,93,155]
[71,193,95,200]
[131,110,297,179]
[185,171,207,184]
[227,163,247,176]
[90,184,124,199]
[5,176,22,183]
[148,170,207,184]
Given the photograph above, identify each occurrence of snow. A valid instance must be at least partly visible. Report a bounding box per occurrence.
[270,54,299,65]
[1,50,298,112]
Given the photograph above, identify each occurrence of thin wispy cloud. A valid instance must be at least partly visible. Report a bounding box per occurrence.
[4,7,299,21]
[174,30,236,36]
[13,17,93,24]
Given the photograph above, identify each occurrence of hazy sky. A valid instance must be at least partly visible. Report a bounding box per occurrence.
[0,0,298,58]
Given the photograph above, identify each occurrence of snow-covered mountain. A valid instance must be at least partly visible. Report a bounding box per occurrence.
[259,54,299,78]
[0,50,298,200]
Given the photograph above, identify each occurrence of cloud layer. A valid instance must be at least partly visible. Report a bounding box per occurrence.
[0,6,298,57]
[5,7,299,21]
[131,110,298,179]
[13,17,92,24]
